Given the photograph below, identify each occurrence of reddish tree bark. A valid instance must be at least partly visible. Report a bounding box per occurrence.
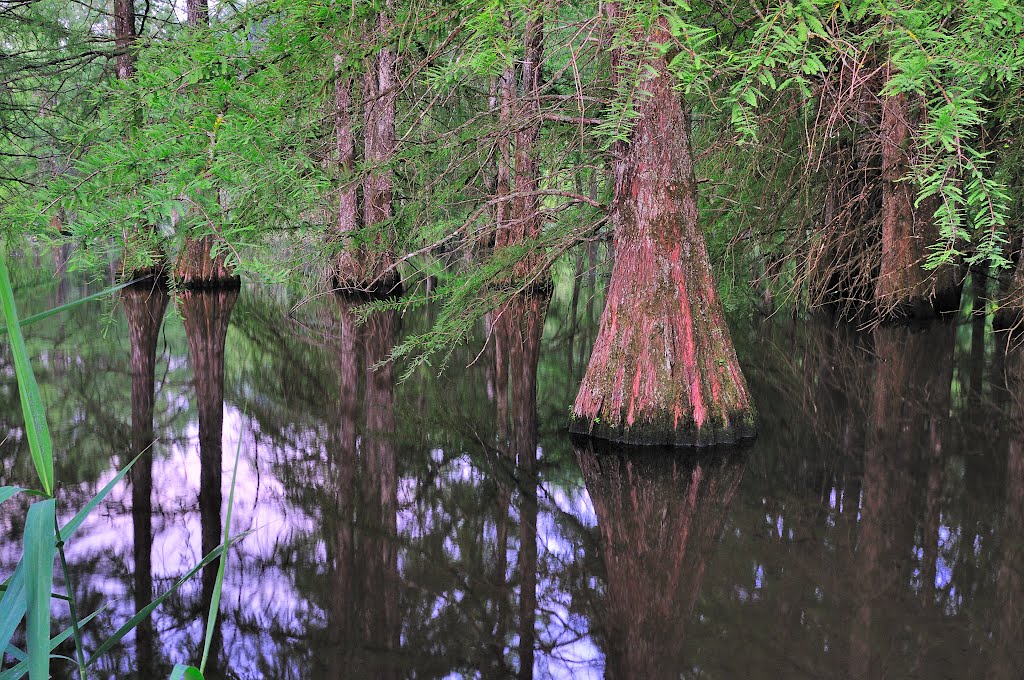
[570,10,754,446]
[113,0,136,80]
[875,70,960,318]
[506,10,545,281]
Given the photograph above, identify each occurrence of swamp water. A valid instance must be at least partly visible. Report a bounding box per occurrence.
[1,267,1022,679]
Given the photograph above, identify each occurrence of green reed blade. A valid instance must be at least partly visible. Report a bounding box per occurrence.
[61,450,145,540]
[86,531,252,668]
[4,645,25,662]
[170,664,204,680]
[0,255,54,496]
[0,277,149,335]
[24,499,56,680]
[0,487,27,505]
[0,563,26,660]
[199,430,243,675]
[0,609,102,680]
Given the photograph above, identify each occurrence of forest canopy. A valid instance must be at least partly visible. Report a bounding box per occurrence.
[1,0,1022,330]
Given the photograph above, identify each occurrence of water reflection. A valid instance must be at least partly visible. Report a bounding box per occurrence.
[2,262,1024,679]
[578,442,744,679]
[182,288,238,676]
[122,283,169,678]
[323,295,400,677]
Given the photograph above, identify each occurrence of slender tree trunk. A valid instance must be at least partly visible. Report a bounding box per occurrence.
[494,61,514,248]
[507,10,545,282]
[570,9,754,446]
[335,8,401,294]
[173,0,238,288]
[875,69,960,318]
[113,0,136,80]
[185,0,209,26]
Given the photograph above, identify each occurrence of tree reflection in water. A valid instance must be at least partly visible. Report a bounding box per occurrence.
[5,267,1024,679]
[578,442,744,680]
[122,283,169,678]
[182,288,239,677]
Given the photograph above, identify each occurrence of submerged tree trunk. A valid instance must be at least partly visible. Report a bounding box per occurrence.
[570,9,754,446]
[875,72,960,318]
[173,0,239,288]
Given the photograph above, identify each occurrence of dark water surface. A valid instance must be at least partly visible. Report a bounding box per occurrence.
[2,263,1023,679]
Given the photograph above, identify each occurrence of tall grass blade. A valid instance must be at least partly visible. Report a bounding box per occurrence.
[61,451,144,540]
[86,531,251,667]
[169,664,203,680]
[0,487,26,505]
[0,609,101,680]
[0,277,148,335]
[0,562,27,663]
[0,255,54,496]
[199,431,243,675]
[23,499,56,680]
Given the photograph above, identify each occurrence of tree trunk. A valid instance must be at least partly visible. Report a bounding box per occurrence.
[335,8,401,294]
[113,0,136,80]
[570,10,754,446]
[185,0,209,26]
[994,251,1024,331]
[173,0,239,288]
[875,72,960,318]
[508,10,545,282]
[174,235,239,289]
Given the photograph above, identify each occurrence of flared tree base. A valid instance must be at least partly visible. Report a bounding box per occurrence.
[569,410,757,448]
[174,236,240,290]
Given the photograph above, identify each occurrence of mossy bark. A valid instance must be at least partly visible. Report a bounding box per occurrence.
[570,12,754,447]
